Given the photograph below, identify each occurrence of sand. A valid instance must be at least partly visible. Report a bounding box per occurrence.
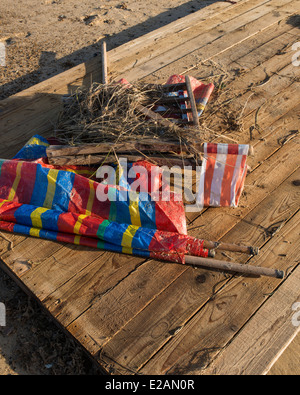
[0,0,205,100]
[0,0,299,375]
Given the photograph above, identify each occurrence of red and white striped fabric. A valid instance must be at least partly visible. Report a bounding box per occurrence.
[197,143,249,208]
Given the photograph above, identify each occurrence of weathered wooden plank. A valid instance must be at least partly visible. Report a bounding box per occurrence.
[152,13,297,84]
[0,232,26,256]
[43,253,147,327]
[97,266,218,375]
[212,20,297,70]
[66,260,187,353]
[19,244,105,300]
[139,210,300,374]
[216,175,300,254]
[241,102,300,172]
[0,237,67,278]
[63,137,300,360]
[46,140,202,157]
[232,85,299,155]
[210,58,298,125]
[48,153,196,167]
[202,264,300,375]
[0,1,297,160]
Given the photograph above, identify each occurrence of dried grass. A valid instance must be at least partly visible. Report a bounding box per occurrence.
[54,82,212,151]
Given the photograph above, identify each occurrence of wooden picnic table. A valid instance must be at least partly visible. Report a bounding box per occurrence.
[0,0,299,374]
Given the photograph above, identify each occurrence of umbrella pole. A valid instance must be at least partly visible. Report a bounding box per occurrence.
[185,255,284,279]
[202,240,259,255]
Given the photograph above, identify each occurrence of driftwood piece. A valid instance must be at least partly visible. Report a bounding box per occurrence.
[185,255,284,279]
[48,153,197,167]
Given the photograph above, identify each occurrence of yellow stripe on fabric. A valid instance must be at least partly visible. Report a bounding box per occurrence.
[74,214,88,235]
[30,207,50,229]
[8,162,23,201]
[74,235,81,245]
[28,137,49,147]
[85,179,95,215]
[121,225,139,255]
[196,103,206,112]
[43,169,59,208]
[29,228,41,238]
[128,193,141,227]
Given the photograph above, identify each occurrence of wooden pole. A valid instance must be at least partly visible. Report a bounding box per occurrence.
[47,141,253,160]
[101,40,108,85]
[185,255,284,279]
[202,240,259,255]
[185,75,200,129]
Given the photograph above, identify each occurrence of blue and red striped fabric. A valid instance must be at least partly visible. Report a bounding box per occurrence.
[0,137,209,263]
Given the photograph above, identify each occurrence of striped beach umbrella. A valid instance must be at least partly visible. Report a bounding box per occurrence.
[0,141,209,263]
